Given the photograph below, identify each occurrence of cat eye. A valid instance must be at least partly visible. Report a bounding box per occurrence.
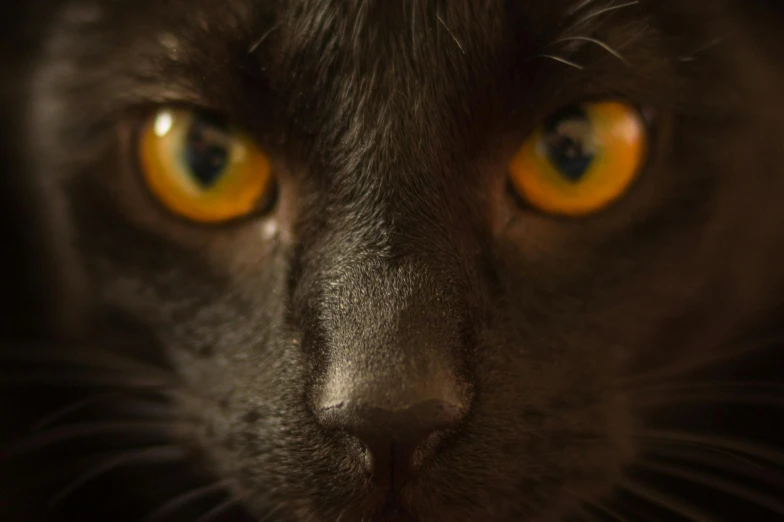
[508,101,647,217]
[138,108,274,223]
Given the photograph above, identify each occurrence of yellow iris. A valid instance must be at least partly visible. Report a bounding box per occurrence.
[508,101,647,216]
[139,108,273,223]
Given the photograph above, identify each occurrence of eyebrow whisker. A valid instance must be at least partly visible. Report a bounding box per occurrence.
[537,54,585,70]
[436,13,466,55]
[573,1,640,28]
[567,0,600,17]
[552,36,629,66]
[248,23,281,54]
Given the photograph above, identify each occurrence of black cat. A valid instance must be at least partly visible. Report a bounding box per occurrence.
[2,1,784,521]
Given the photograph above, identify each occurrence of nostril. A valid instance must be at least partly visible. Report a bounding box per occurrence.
[317,399,465,487]
[318,399,464,445]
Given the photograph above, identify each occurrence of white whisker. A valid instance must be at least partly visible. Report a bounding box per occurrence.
[537,54,585,70]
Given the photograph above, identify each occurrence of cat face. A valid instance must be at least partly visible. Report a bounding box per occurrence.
[7,0,784,521]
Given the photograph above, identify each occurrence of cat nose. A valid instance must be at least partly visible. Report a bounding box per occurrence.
[316,391,466,489]
[309,259,472,489]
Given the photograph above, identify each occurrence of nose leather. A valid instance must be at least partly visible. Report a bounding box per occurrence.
[318,395,465,488]
[309,260,472,490]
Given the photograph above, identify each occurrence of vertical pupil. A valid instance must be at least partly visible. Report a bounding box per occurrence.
[183,114,231,188]
[542,106,595,183]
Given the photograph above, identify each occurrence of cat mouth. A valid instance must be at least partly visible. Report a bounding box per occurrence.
[364,444,432,522]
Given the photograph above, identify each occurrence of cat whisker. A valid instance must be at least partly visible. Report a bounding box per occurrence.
[436,13,466,55]
[613,25,652,55]
[618,336,777,388]
[641,445,784,488]
[564,488,628,522]
[0,420,192,463]
[551,36,629,66]
[636,429,784,467]
[141,479,234,522]
[537,54,585,70]
[629,380,784,395]
[335,506,350,522]
[32,387,194,430]
[0,343,177,379]
[639,439,766,470]
[567,0,599,17]
[617,478,716,522]
[48,444,188,505]
[248,23,281,54]
[32,391,146,430]
[678,37,725,62]
[634,390,784,408]
[257,504,286,522]
[636,459,784,517]
[194,493,245,522]
[572,1,640,29]
[0,372,173,390]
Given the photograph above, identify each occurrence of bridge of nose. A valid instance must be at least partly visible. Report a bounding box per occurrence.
[309,260,472,480]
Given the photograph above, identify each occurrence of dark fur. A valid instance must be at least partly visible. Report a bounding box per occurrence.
[2,1,784,521]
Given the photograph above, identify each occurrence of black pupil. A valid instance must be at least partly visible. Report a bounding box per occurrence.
[183,114,231,188]
[541,106,595,183]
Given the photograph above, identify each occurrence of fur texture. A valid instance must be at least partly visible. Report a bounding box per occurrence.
[2,1,784,521]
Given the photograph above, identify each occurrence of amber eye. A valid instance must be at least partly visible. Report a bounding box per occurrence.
[138,108,273,223]
[508,101,647,216]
